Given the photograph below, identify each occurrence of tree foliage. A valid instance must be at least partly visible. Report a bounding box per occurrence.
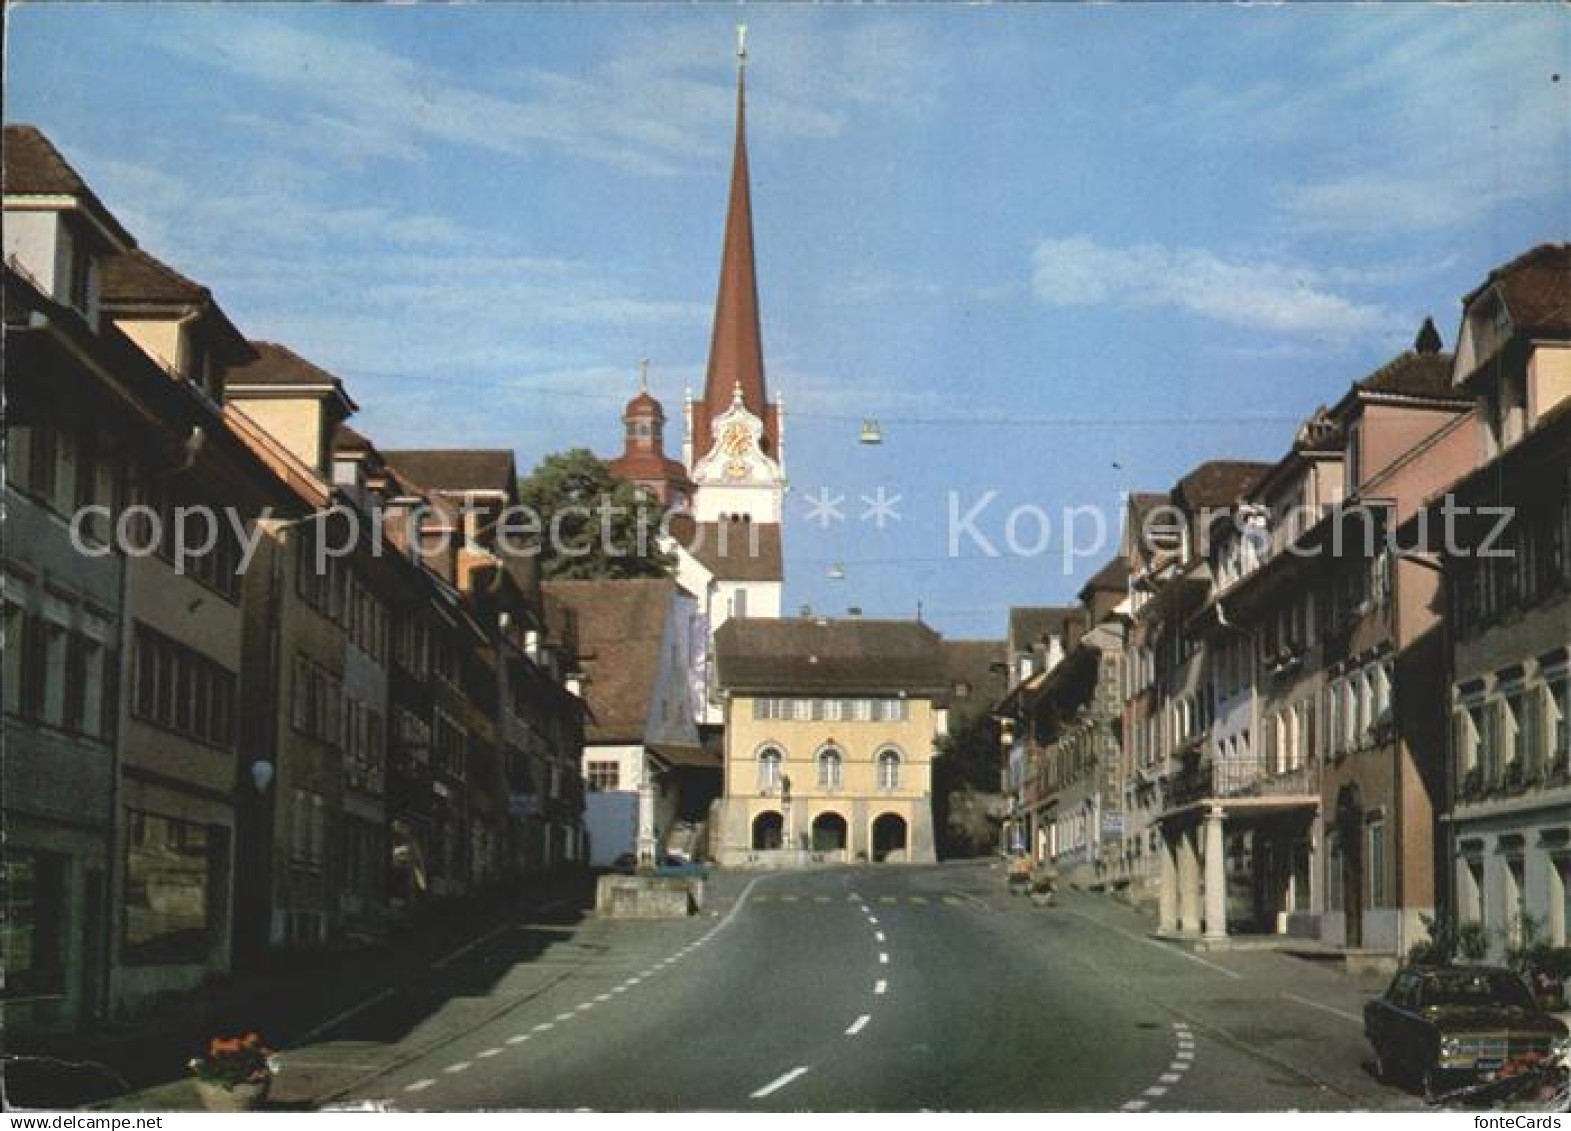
[517,449,674,580]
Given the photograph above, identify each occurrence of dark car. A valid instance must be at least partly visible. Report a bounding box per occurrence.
[609,853,639,875]
[1364,965,1569,1099]
[654,853,707,878]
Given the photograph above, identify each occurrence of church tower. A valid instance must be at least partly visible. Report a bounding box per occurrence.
[683,26,787,526]
[670,28,786,728]
[606,360,694,507]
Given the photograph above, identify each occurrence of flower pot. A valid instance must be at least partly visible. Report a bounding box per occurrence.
[193,1076,271,1112]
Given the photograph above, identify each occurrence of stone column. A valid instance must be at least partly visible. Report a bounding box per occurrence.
[1203,805,1228,941]
[1177,825,1200,933]
[1158,828,1178,934]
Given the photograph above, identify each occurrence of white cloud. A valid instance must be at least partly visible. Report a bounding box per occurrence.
[1030,235,1392,339]
[144,11,940,177]
[1169,8,1570,237]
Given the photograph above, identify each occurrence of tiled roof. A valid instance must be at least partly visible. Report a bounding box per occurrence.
[3,125,135,248]
[229,341,358,407]
[382,449,517,495]
[4,125,124,243]
[1464,243,1571,336]
[1007,607,1079,653]
[1356,349,1467,401]
[940,639,1007,713]
[99,247,251,359]
[1173,460,1272,511]
[542,578,676,745]
[333,423,376,455]
[716,616,946,696]
[669,515,782,582]
[1079,555,1129,596]
[101,247,209,306]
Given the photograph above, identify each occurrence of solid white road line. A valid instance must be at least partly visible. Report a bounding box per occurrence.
[1282,992,1362,1025]
[290,986,397,1047]
[750,1066,810,1099]
[1064,909,1244,980]
[846,1014,871,1036]
[874,979,887,995]
[434,921,513,969]
[404,1079,435,1093]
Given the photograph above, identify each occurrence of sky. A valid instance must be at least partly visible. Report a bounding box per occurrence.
[6,4,1568,639]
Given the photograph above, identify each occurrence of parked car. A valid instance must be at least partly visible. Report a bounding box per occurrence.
[1364,964,1570,1100]
[653,854,707,878]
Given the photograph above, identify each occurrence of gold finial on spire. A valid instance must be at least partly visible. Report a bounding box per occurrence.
[737,24,748,65]
[639,358,650,393]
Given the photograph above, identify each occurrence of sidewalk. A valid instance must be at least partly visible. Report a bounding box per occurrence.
[78,869,753,1112]
[6,873,594,1112]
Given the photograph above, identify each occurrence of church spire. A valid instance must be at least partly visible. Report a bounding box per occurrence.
[694,25,775,463]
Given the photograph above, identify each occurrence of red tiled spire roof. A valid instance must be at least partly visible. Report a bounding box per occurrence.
[693,49,777,464]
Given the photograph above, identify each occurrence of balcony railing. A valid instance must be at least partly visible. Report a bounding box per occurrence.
[1164,756,1318,808]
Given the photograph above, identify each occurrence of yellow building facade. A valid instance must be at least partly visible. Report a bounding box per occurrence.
[711,617,947,866]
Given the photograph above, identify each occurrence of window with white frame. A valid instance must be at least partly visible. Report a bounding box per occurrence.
[817,747,843,790]
[1549,674,1569,770]
[757,746,783,790]
[878,748,902,790]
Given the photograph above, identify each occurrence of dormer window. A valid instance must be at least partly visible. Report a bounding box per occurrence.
[58,221,98,323]
[1345,421,1362,496]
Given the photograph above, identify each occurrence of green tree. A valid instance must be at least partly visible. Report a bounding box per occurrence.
[932,707,1004,858]
[517,449,674,580]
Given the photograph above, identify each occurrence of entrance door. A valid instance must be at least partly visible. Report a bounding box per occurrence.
[752,811,784,851]
[871,813,909,862]
[811,812,847,853]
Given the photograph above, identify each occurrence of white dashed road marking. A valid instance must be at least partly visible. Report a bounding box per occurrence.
[405,1079,435,1093]
[874,980,887,995]
[875,931,885,942]
[444,1062,471,1075]
[846,1014,871,1036]
[751,1066,810,1099]
[506,1034,530,1046]
[477,1048,502,1059]
[878,952,889,964]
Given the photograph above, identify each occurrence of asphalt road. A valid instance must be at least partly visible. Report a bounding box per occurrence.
[319,861,1414,1112]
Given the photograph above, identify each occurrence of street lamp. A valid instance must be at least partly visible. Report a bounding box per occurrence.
[249,760,275,793]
